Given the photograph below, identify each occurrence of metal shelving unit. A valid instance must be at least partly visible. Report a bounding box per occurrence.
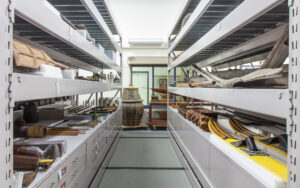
[168,0,288,119]
[26,109,121,188]
[1,0,299,187]
[0,0,123,187]
[169,0,200,36]
[196,24,287,69]
[169,0,244,52]
[169,87,288,119]
[169,0,287,70]
[14,0,121,72]
[167,0,292,187]
[11,73,121,102]
[168,107,287,188]
[47,0,121,51]
[92,0,119,35]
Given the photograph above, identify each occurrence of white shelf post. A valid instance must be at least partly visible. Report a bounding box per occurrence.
[288,0,300,187]
[0,0,13,187]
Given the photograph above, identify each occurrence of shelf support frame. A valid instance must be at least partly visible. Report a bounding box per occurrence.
[0,0,13,186]
[288,0,300,186]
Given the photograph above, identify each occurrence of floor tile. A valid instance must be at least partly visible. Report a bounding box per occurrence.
[98,169,193,188]
[108,137,182,168]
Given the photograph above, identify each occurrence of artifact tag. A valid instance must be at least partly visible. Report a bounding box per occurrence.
[61,182,66,188]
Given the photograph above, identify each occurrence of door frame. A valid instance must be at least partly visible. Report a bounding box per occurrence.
[131,65,168,108]
[131,71,149,107]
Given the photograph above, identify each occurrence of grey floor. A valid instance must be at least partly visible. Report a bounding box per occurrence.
[98,131,194,188]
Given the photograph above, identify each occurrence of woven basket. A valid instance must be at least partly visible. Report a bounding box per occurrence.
[122,87,144,126]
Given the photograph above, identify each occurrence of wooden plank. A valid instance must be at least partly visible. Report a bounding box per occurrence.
[122,123,148,129]
[150,120,167,130]
[152,124,167,129]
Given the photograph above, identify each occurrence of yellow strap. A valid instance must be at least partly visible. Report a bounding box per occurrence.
[40,159,54,163]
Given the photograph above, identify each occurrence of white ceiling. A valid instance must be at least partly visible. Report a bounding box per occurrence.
[105,0,188,41]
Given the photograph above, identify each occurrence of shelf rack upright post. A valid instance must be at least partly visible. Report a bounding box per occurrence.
[0,0,13,187]
[288,0,300,187]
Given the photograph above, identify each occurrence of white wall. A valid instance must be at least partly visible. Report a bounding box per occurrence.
[122,48,169,87]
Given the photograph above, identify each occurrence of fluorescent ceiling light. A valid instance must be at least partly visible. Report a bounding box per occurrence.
[128,38,164,46]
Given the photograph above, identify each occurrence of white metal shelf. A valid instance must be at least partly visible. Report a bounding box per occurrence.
[196,24,287,68]
[170,0,200,36]
[92,0,119,35]
[169,0,209,53]
[82,0,121,52]
[11,73,121,102]
[168,0,286,70]
[47,0,121,52]
[167,107,211,188]
[168,87,287,119]
[14,35,103,73]
[170,0,246,52]
[14,0,121,72]
[168,107,286,188]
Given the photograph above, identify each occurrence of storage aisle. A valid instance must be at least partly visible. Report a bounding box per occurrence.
[97,131,199,188]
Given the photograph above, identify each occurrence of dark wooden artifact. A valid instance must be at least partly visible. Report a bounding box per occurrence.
[179,107,218,132]
[23,102,39,123]
[14,155,40,170]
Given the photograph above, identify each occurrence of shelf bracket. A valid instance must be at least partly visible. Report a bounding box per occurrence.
[8,0,14,23]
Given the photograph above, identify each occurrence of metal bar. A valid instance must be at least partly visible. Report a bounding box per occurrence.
[173,68,176,102]
[152,66,155,96]
[169,87,288,119]
[11,73,121,102]
[181,67,188,82]
[76,95,79,106]
[85,93,95,106]
[167,52,171,114]
[112,89,120,100]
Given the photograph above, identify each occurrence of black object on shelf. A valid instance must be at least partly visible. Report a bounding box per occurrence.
[23,102,39,123]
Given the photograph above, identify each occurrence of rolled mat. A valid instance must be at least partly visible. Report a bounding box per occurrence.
[27,126,47,138]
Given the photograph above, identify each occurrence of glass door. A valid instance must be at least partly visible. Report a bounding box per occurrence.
[132,71,149,106]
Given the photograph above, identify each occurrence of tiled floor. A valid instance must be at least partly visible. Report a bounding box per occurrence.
[98,131,194,188]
